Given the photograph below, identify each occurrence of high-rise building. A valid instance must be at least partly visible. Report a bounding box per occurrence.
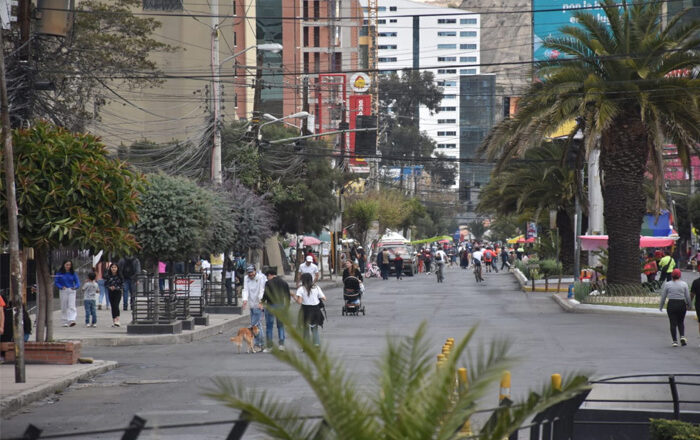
[370,0,482,191]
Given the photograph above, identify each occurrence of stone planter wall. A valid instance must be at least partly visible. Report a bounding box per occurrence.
[0,341,81,365]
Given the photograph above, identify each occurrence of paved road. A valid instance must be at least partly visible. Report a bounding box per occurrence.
[2,268,699,439]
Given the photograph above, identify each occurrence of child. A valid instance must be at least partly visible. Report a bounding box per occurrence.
[82,272,99,327]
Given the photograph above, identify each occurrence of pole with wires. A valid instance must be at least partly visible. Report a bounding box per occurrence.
[210,0,222,184]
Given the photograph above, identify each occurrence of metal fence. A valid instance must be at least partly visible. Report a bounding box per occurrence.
[131,274,177,325]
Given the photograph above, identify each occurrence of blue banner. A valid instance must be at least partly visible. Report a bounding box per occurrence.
[533,0,609,61]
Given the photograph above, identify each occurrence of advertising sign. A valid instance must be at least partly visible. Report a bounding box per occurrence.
[349,94,371,173]
[526,222,538,239]
[175,277,203,297]
[533,0,608,61]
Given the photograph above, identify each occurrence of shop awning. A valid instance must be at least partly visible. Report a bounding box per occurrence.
[579,235,677,251]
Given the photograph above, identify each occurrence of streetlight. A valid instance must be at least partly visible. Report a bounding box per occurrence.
[258,111,310,140]
[211,43,283,184]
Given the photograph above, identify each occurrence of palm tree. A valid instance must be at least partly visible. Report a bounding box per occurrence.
[478,141,580,273]
[481,0,700,284]
[206,311,590,440]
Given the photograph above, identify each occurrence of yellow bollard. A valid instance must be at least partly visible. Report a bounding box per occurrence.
[499,371,511,403]
[551,373,562,392]
[437,353,446,363]
[457,368,472,435]
[447,337,455,344]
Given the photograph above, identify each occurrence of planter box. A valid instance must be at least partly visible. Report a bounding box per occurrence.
[0,341,81,365]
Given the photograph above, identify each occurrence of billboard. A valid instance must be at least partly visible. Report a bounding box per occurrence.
[533,1,608,61]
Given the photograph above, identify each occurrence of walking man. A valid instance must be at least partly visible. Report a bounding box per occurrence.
[242,265,266,352]
[117,255,141,311]
[262,267,290,352]
[298,256,320,287]
[377,248,390,280]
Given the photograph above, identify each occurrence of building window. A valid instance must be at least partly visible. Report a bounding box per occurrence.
[438,31,457,37]
[438,106,456,111]
[437,44,457,49]
[143,0,183,10]
[460,44,477,50]
[314,53,320,73]
[313,0,320,19]
[438,119,457,124]
[390,18,397,23]
[437,57,456,62]
[303,52,309,73]
[437,80,457,87]
[233,0,236,15]
[438,18,457,24]
[442,94,456,100]
[460,31,477,37]
[379,32,397,37]
[378,57,398,62]
[437,69,457,74]
[389,6,397,11]
[460,69,477,75]
[303,27,309,46]
[378,44,397,49]
[378,6,386,11]
[460,18,477,24]
[437,131,457,136]
[437,143,457,149]
[378,19,386,24]
[314,26,320,46]
[460,56,477,62]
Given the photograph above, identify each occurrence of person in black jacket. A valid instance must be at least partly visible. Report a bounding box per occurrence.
[104,263,124,327]
[261,267,291,352]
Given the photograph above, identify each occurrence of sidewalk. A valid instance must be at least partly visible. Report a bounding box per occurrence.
[1,276,343,417]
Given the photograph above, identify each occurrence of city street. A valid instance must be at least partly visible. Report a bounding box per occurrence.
[2,268,699,439]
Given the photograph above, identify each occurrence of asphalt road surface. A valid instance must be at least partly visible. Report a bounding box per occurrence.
[2,268,699,439]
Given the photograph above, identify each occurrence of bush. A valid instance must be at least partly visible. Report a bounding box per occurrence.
[539,259,562,278]
[650,418,700,440]
[574,282,592,302]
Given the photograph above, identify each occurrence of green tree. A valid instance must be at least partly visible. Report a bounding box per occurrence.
[467,220,487,242]
[133,174,213,268]
[478,142,579,272]
[369,190,409,233]
[0,122,143,340]
[481,0,700,284]
[379,70,444,124]
[8,0,172,131]
[487,216,522,243]
[345,198,379,247]
[207,317,590,440]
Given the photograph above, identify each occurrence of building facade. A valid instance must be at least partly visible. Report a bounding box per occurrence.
[372,0,482,191]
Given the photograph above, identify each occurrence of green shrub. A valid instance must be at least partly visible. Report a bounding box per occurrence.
[650,418,700,440]
[574,282,592,302]
[539,259,563,278]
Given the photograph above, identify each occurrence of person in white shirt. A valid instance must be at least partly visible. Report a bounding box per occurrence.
[295,272,326,347]
[242,265,266,351]
[298,256,320,287]
[471,247,484,282]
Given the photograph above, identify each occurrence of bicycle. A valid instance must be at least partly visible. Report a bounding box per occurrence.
[436,263,444,283]
[473,262,484,283]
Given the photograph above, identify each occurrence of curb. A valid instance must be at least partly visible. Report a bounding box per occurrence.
[551,293,669,317]
[67,314,250,348]
[0,360,118,418]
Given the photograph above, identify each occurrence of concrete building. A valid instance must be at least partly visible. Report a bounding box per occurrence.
[371,0,481,191]
[92,0,363,148]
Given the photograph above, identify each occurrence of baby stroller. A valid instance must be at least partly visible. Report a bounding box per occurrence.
[342,276,365,316]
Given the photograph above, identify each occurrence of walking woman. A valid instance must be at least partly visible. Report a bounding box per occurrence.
[55,260,80,327]
[659,269,692,347]
[104,263,124,327]
[295,272,326,348]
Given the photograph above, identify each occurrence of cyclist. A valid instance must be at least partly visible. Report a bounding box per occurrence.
[434,248,448,283]
[472,246,484,283]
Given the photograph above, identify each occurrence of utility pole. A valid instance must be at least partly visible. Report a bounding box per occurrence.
[0,29,26,383]
[210,1,222,184]
[301,76,309,135]
[252,50,264,147]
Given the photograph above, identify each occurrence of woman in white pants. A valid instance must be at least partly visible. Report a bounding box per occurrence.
[54,260,80,327]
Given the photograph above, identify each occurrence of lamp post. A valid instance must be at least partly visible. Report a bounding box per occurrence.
[257,111,310,141]
[211,43,283,184]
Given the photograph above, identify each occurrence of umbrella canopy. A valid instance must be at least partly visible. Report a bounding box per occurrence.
[517,237,535,244]
[290,236,323,247]
[579,235,677,251]
[507,235,524,244]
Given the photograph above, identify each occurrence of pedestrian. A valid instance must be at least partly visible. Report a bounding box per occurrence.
[298,255,320,287]
[262,266,291,352]
[357,246,367,274]
[500,247,510,271]
[242,265,266,352]
[377,248,390,280]
[95,260,109,311]
[104,263,124,326]
[82,272,99,327]
[423,248,432,274]
[658,250,676,283]
[55,260,80,327]
[516,246,524,260]
[158,261,167,292]
[394,253,404,280]
[342,260,363,282]
[117,255,141,311]
[295,272,326,348]
[659,269,691,347]
[643,254,658,283]
[690,274,700,347]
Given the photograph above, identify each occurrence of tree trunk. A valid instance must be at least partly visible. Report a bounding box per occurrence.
[600,116,649,285]
[35,246,53,342]
[557,208,575,274]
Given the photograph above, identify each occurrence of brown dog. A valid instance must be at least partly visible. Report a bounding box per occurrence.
[230,326,260,354]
